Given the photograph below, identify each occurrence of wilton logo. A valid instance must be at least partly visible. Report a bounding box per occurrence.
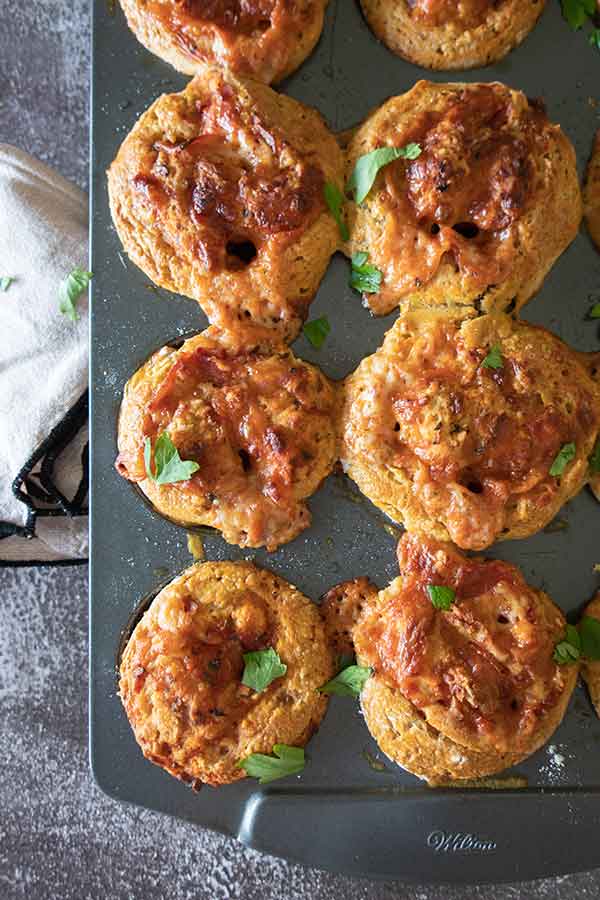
[427,831,497,853]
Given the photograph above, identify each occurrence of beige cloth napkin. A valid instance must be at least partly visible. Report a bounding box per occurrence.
[0,144,88,563]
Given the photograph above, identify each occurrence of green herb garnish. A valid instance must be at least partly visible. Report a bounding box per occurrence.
[580,616,600,660]
[482,344,503,370]
[427,584,456,611]
[59,267,93,321]
[303,316,331,349]
[553,624,581,665]
[324,182,349,241]
[144,432,200,484]
[590,440,600,473]
[242,648,287,693]
[350,251,382,294]
[319,664,372,697]
[347,143,422,204]
[589,302,600,319]
[561,0,595,29]
[238,745,305,784]
[0,276,14,292]
[549,442,576,477]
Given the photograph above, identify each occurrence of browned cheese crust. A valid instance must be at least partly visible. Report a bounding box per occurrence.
[584,130,600,251]
[119,560,335,787]
[354,533,577,784]
[119,0,328,84]
[359,0,546,71]
[107,65,344,342]
[320,577,379,660]
[116,328,338,550]
[581,593,600,719]
[344,81,581,317]
[340,311,600,550]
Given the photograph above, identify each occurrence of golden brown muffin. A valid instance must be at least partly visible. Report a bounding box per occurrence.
[120,560,334,787]
[115,328,337,550]
[581,593,600,718]
[118,0,328,84]
[340,310,600,550]
[344,82,581,317]
[108,65,344,341]
[359,0,546,71]
[584,130,600,251]
[354,533,577,784]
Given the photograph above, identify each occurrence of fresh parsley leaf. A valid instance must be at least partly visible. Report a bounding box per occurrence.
[144,432,200,484]
[591,28,600,49]
[59,267,92,321]
[561,0,595,29]
[482,344,503,370]
[238,744,305,784]
[580,616,600,661]
[242,648,287,693]
[347,143,422,204]
[549,442,577,477]
[324,182,349,241]
[0,276,14,291]
[303,316,331,349]
[590,439,600,473]
[319,664,372,697]
[350,251,382,294]
[553,624,582,665]
[427,584,456,611]
[589,302,600,319]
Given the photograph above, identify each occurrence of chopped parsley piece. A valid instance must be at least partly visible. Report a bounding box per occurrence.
[324,182,349,241]
[553,624,582,665]
[589,302,600,319]
[59,267,92,321]
[427,584,456,611]
[319,663,372,697]
[590,439,600,473]
[144,432,200,484]
[350,251,382,294]
[591,28,600,49]
[242,648,287,693]
[0,276,14,291]
[580,616,600,660]
[561,0,596,29]
[238,745,305,784]
[347,143,422,204]
[303,316,331,349]
[482,344,503,370]
[549,442,576,477]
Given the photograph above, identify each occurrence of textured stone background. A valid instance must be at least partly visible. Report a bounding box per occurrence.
[1,2,599,898]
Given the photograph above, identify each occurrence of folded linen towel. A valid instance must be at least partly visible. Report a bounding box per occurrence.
[0,144,88,564]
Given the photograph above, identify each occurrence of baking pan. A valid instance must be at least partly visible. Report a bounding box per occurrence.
[89,0,600,882]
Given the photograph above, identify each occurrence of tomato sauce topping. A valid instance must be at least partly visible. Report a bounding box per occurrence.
[129,590,273,744]
[386,319,595,548]
[377,85,546,297]
[358,534,566,753]
[133,85,324,272]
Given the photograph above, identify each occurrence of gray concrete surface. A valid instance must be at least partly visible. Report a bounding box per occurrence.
[1,2,600,897]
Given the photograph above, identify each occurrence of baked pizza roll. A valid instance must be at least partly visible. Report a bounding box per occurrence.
[345,81,581,317]
[120,560,334,787]
[108,65,344,341]
[118,0,328,84]
[354,533,578,784]
[340,311,600,550]
[116,328,338,550]
[359,0,546,71]
[581,593,600,719]
[584,130,600,251]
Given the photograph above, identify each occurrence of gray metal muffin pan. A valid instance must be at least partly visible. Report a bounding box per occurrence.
[90,0,600,882]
